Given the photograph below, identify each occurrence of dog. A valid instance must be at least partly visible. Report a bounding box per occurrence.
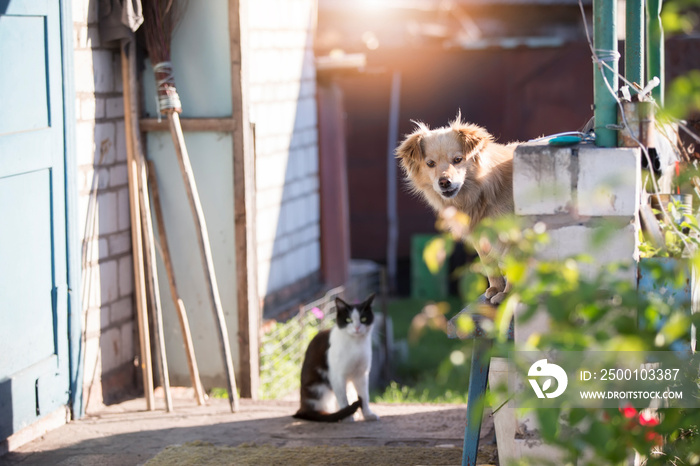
[395,113,516,304]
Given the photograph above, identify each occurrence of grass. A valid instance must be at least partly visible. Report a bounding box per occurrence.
[372,296,473,404]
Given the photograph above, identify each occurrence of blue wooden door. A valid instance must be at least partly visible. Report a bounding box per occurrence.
[0,0,72,440]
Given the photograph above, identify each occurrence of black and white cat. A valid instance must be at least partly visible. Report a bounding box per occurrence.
[293,294,380,422]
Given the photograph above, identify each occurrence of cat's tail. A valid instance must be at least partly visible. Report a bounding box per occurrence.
[292,397,362,423]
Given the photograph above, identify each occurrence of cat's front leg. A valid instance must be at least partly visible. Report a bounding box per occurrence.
[330,376,355,421]
[354,373,379,421]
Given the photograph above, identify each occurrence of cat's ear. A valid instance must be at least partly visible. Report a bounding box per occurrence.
[335,297,349,313]
[363,293,376,308]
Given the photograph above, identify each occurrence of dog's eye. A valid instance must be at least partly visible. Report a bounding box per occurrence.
[453,156,463,164]
[426,160,436,168]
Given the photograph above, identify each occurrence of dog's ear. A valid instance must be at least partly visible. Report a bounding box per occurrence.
[451,121,493,158]
[395,124,427,173]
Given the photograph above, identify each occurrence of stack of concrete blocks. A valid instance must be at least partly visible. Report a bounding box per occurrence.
[248,0,322,316]
[490,142,641,462]
[72,0,136,412]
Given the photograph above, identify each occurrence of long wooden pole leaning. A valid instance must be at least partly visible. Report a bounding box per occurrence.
[138,158,174,412]
[165,110,239,412]
[120,39,155,410]
[147,160,206,406]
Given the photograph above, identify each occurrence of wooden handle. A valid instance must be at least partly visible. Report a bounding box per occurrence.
[120,39,155,410]
[167,111,239,412]
[148,160,206,406]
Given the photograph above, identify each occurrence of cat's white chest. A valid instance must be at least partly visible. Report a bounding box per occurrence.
[327,326,372,379]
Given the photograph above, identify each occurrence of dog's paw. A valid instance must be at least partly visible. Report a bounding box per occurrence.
[363,412,380,422]
[485,287,502,299]
[489,292,507,305]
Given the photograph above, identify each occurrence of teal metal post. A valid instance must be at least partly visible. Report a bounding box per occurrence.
[647,0,664,105]
[625,0,644,91]
[593,0,619,147]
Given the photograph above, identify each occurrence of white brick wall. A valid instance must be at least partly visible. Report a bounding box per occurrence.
[72,0,136,412]
[249,0,321,302]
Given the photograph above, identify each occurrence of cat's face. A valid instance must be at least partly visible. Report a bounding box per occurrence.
[335,294,375,337]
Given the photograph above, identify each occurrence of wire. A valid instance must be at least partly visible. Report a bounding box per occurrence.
[577,0,694,252]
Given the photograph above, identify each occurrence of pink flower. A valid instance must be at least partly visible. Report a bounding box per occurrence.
[311,307,324,319]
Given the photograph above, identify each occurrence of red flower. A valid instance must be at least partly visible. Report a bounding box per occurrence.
[639,412,659,427]
[620,404,637,419]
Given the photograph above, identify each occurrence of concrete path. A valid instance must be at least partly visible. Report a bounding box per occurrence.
[0,395,496,465]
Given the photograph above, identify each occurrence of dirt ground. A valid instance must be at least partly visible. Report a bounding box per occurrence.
[0,393,497,465]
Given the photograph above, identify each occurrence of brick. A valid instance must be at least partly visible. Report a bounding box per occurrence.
[105,96,124,118]
[94,50,115,93]
[118,256,134,297]
[120,322,134,366]
[98,259,120,305]
[577,147,640,217]
[513,144,573,215]
[94,122,117,165]
[109,164,128,188]
[109,230,131,256]
[110,297,133,324]
[117,187,131,231]
[97,191,119,234]
[100,327,122,373]
[82,335,102,386]
[115,121,127,163]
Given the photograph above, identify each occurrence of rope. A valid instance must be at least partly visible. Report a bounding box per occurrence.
[577,0,694,252]
[153,61,182,114]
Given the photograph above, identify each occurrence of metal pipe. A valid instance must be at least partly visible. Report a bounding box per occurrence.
[625,0,644,91]
[647,0,665,105]
[593,0,619,147]
[386,71,401,293]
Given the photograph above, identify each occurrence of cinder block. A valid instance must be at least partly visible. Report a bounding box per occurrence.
[109,164,128,188]
[577,147,640,216]
[119,322,134,366]
[100,327,122,373]
[108,230,131,256]
[116,187,130,231]
[105,97,124,118]
[118,256,134,297]
[115,121,127,163]
[97,191,119,234]
[98,259,119,305]
[513,144,573,215]
[539,224,637,282]
[110,297,133,324]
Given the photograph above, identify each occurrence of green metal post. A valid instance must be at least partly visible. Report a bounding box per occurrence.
[625,0,644,91]
[593,0,619,147]
[647,0,664,105]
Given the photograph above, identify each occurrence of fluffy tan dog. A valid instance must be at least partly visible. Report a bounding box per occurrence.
[395,114,516,304]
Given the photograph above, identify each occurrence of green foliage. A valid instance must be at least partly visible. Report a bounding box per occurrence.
[372,297,472,404]
[425,212,700,464]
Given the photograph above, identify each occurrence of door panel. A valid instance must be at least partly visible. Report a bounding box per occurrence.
[0,0,71,441]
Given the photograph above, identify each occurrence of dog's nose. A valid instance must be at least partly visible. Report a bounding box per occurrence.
[439,177,451,189]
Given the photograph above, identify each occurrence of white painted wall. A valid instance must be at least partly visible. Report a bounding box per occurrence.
[72,0,137,412]
[248,0,322,302]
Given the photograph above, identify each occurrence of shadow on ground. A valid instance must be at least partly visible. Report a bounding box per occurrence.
[0,398,497,465]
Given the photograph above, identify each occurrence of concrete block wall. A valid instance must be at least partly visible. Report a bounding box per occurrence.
[72,0,136,412]
[497,142,642,464]
[248,0,322,315]
[513,143,641,282]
